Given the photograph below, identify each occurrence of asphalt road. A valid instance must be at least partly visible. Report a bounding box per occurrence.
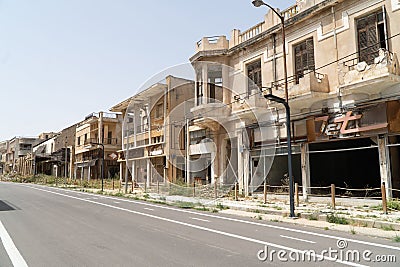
[0,182,399,267]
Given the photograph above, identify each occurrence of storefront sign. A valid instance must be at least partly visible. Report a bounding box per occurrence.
[307,105,389,141]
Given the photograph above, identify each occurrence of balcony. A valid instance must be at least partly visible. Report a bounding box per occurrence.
[191,101,231,128]
[195,36,229,53]
[267,71,330,111]
[339,49,400,97]
[232,89,269,120]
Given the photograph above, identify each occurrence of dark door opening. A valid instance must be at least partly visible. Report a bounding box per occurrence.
[309,138,380,197]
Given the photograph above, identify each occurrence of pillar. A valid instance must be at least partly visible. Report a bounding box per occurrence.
[88,166,91,181]
[119,162,123,182]
[132,160,136,185]
[301,143,311,201]
[146,159,151,187]
[378,135,392,199]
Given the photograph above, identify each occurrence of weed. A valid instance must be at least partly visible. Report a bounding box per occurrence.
[393,235,400,243]
[256,215,263,220]
[211,209,219,213]
[176,201,195,209]
[350,227,356,235]
[270,219,280,223]
[324,227,329,230]
[326,214,349,225]
[388,200,400,211]
[381,225,395,231]
[308,214,318,221]
[216,203,229,210]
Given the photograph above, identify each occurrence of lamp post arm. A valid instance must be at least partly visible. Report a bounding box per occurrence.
[261,3,284,21]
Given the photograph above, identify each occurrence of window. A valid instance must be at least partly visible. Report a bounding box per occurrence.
[207,65,222,103]
[196,69,203,105]
[84,134,88,144]
[77,137,81,146]
[294,38,315,84]
[141,116,148,132]
[106,131,112,144]
[357,9,387,65]
[155,103,163,118]
[247,60,262,95]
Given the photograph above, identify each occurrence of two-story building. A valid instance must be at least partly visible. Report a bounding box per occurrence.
[189,0,400,197]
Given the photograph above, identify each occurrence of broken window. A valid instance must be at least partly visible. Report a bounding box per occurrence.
[155,103,163,118]
[247,60,262,95]
[357,9,388,65]
[294,38,315,84]
[196,68,203,105]
[207,65,222,103]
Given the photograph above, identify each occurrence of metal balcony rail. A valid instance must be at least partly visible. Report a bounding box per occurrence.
[342,48,394,70]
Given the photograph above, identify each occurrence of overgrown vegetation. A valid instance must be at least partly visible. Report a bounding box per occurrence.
[326,214,349,225]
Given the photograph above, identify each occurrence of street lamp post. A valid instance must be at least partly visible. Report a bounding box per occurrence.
[263,93,295,218]
[252,0,288,102]
[86,142,105,192]
[253,0,294,218]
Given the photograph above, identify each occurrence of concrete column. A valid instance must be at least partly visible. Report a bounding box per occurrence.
[243,149,250,196]
[211,151,216,184]
[146,159,151,187]
[378,135,392,198]
[124,160,128,184]
[237,130,244,194]
[133,109,137,147]
[88,166,91,181]
[301,143,311,201]
[222,65,230,105]
[74,166,77,180]
[132,160,136,185]
[202,64,208,104]
[119,162,123,182]
[186,118,191,185]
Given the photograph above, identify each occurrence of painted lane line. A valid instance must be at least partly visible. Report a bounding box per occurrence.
[0,221,28,267]
[24,184,400,252]
[24,185,365,266]
[191,217,210,223]
[280,235,316,244]
[113,201,120,204]
[144,208,154,211]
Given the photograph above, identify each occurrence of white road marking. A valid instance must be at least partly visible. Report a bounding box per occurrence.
[191,217,210,223]
[280,235,316,244]
[24,185,367,266]
[113,201,120,204]
[144,208,154,211]
[23,184,400,252]
[0,221,28,267]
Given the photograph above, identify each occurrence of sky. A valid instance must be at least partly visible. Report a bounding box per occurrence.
[0,0,294,140]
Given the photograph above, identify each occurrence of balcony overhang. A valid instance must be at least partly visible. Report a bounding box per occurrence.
[339,73,400,97]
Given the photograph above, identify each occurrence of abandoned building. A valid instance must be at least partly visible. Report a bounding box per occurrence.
[74,112,122,180]
[110,76,195,186]
[188,0,400,197]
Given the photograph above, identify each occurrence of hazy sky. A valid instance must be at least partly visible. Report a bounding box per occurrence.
[0,0,294,140]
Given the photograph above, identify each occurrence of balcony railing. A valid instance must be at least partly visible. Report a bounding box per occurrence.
[83,138,119,146]
[239,22,264,43]
[338,49,400,94]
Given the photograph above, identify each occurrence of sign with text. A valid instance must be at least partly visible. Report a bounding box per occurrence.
[307,104,388,141]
